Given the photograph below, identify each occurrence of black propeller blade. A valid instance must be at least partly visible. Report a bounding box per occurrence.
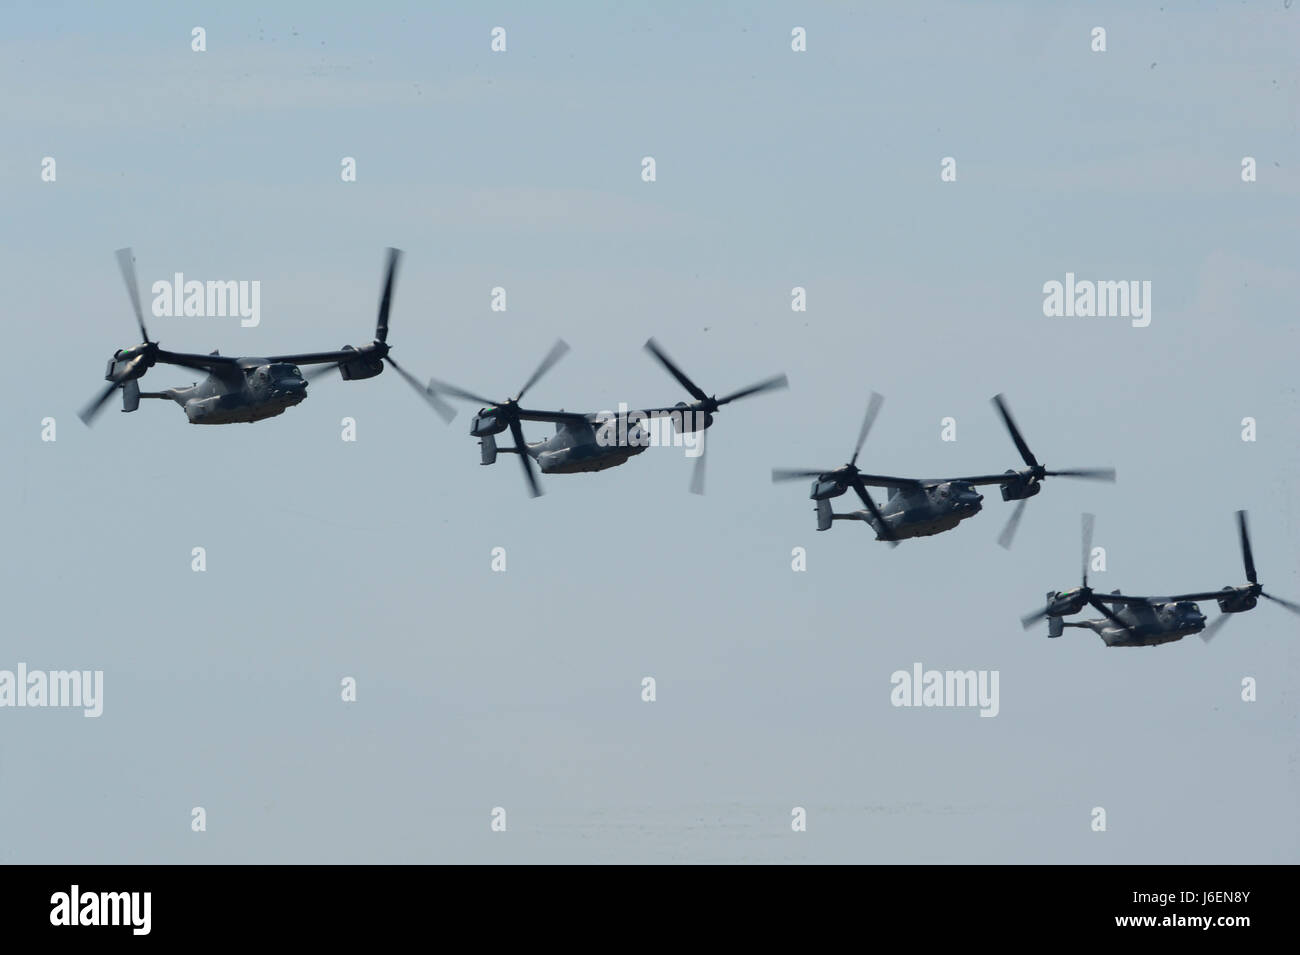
[990,395,1114,549]
[645,338,787,495]
[1019,514,1117,632]
[1232,510,1299,613]
[517,339,571,403]
[643,338,788,413]
[1080,512,1094,589]
[425,378,499,406]
[374,247,399,344]
[771,468,828,482]
[1089,597,1138,639]
[716,374,789,406]
[115,247,149,342]
[387,355,456,423]
[304,363,339,383]
[423,340,570,498]
[1199,613,1233,643]
[78,355,145,425]
[1262,592,1300,614]
[1237,510,1257,584]
[509,419,542,498]
[851,392,884,467]
[1020,605,1051,629]
[991,393,1038,469]
[997,499,1027,550]
[643,338,707,402]
[690,443,706,496]
[852,478,898,546]
[1044,467,1116,481]
[771,393,884,486]
[81,250,158,426]
[427,339,570,412]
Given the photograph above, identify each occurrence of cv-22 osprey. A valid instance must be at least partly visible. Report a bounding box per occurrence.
[423,338,787,497]
[1021,512,1300,647]
[772,393,1115,547]
[79,248,450,426]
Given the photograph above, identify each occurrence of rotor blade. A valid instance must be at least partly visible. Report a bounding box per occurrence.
[991,393,1038,469]
[850,392,884,466]
[1081,512,1095,588]
[1020,605,1051,630]
[386,356,456,423]
[79,354,145,425]
[509,419,542,498]
[375,247,401,343]
[716,373,789,406]
[852,478,898,547]
[425,378,499,407]
[1044,468,1116,481]
[78,380,121,426]
[690,444,706,496]
[304,363,339,382]
[1236,510,1257,584]
[771,468,830,482]
[997,498,1028,550]
[1199,613,1233,643]
[644,338,707,402]
[514,339,570,402]
[1088,597,1138,640]
[1262,592,1300,615]
[115,247,148,342]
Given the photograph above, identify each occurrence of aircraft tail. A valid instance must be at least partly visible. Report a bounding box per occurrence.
[816,499,833,531]
[1047,591,1064,637]
[121,379,140,412]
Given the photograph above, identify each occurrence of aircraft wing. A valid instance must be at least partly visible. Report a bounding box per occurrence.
[937,473,1019,487]
[1141,591,1228,603]
[1090,592,1160,607]
[852,472,1015,489]
[514,407,597,425]
[263,349,358,367]
[155,350,244,380]
[851,474,928,489]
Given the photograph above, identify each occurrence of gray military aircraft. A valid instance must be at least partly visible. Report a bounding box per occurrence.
[771,393,1115,546]
[78,248,452,426]
[1020,511,1300,647]
[422,337,787,497]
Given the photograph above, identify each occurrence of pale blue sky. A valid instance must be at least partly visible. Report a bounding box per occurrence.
[2,1,1298,862]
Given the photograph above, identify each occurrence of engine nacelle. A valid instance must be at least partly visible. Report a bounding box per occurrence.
[1216,587,1257,614]
[337,344,383,381]
[1047,588,1088,618]
[669,402,713,433]
[1000,470,1042,502]
[479,433,498,465]
[809,476,848,501]
[470,410,509,438]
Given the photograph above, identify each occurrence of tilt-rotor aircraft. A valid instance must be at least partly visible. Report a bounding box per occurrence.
[423,338,787,497]
[1020,511,1300,647]
[78,248,451,426]
[771,393,1114,546]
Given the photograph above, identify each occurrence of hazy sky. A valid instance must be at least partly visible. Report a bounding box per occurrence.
[3,1,1298,863]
